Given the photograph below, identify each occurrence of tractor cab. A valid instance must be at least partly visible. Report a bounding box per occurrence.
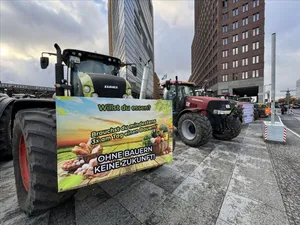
[216,94,239,101]
[161,80,196,113]
[40,44,137,98]
[238,97,253,103]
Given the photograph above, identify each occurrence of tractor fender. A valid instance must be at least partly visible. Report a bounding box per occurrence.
[11,98,55,121]
[0,96,16,118]
[174,108,204,127]
[10,98,56,137]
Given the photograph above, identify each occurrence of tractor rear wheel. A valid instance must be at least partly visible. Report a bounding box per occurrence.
[0,104,13,161]
[213,116,242,141]
[12,108,75,216]
[178,112,212,147]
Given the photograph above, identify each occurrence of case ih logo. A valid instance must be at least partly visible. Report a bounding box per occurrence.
[104,85,118,89]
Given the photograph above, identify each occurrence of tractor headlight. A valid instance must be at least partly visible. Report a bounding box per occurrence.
[83,85,90,93]
[213,110,231,115]
[91,92,98,97]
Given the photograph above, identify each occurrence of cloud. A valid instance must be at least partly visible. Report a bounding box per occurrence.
[153,0,194,81]
[0,0,109,86]
[0,0,299,101]
[153,0,193,29]
[264,0,300,98]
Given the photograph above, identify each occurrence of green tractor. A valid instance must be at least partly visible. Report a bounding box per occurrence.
[0,43,165,216]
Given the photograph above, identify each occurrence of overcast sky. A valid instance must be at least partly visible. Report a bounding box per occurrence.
[0,0,299,98]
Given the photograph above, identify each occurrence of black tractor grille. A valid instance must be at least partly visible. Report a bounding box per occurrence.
[88,73,126,98]
[207,100,231,113]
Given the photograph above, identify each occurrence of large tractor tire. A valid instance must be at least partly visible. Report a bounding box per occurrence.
[178,112,212,147]
[12,108,76,216]
[213,116,242,141]
[0,104,13,161]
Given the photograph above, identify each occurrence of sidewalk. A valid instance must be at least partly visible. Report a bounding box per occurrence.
[0,122,296,225]
[215,122,289,225]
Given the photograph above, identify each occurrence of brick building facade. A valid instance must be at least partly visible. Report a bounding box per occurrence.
[190,0,265,102]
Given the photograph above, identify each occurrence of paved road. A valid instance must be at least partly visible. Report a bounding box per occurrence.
[1,121,298,225]
[279,113,300,136]
[266,129,300,225]
[292,108,300,116]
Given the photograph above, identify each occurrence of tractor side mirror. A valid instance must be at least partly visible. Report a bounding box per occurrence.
[40,57,49,69]
[132,66,137,76]
[166,80,171,90]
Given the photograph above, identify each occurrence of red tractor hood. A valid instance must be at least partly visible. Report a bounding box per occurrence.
[187,96,228,102]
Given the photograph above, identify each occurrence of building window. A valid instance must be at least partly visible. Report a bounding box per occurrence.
[253,27,260,36]
[242,31,249,39]
[252,55,259,64]
[233,34,239,42]
[232,21,238,30]
[233,73,238,80]
[233,47,239,55]
[223,0,228,8]
[233,60,239,68]
[223,13,229,20]
[222,25,228,33]
[242,58,248,66]
[253,0,259,8]
[252,69,259,77]
[242,3,249,12]
[222,38,228,45]
[222,63,228,70]
[222,50,228,57]
[253,13,260,22]
[253,41,259,50]
[222,75,228,82]
[233,8,239,17]
[242,72,248,79]
[242,17,248,26]
[242,44,249,53]
[233,0,239,3]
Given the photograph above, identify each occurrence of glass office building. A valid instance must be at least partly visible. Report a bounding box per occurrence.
[108,0,154,98]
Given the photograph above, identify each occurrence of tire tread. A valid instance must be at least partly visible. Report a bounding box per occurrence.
[12,108,75,216]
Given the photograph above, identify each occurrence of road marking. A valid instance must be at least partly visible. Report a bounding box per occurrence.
[279,116,300,139]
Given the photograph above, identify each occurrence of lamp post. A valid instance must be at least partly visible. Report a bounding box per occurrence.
[270,33,276,124]
[264,83,271,103]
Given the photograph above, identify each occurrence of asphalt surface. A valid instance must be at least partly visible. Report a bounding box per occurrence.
[1,120,299,225]
[279,108,300,135]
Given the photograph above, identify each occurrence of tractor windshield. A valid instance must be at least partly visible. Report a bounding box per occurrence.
[72,59,120,76]
[217,95,239,101]
[163,84,196,100]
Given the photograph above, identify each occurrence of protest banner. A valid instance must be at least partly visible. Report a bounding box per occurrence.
[56,97,173,192]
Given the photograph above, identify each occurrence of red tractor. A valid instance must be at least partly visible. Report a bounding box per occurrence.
[160,77,242,146]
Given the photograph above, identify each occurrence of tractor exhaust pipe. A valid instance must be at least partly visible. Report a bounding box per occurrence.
[175,76,178,111]
[54,43,64,96]
[139,59,151,99]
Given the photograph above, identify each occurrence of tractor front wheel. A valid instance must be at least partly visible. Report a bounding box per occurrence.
[178,112,212,147]
[12,108,75,216]
[213,115,242,141]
